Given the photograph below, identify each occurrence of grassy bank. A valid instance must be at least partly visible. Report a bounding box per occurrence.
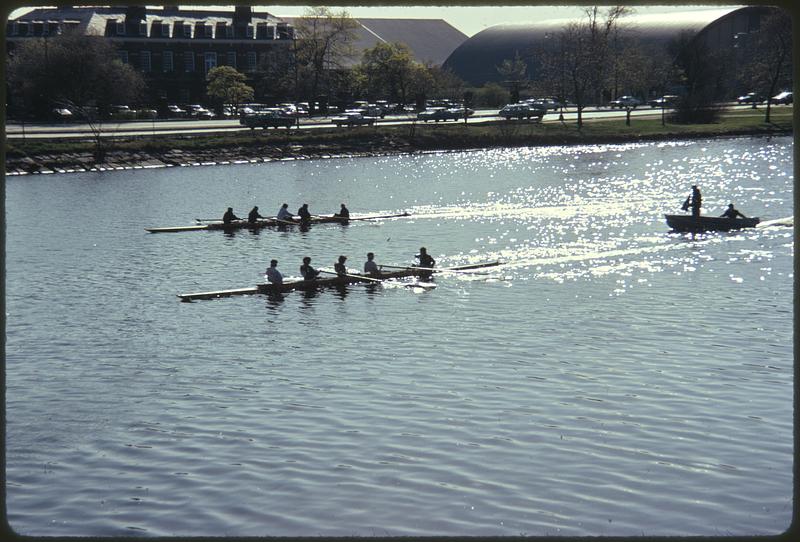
[5,107,793,174]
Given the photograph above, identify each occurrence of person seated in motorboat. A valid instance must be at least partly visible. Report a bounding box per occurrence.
[300,256,320,281]
[414,247,435,279]
[265,259,283,285]
[720,203,747,219]
[297,203,312,224]
[222,207,240,225]
[333,203,350,219]
[334,255,348,276]
[276,203,294,221]
[248,206,264,224]
[364,252,380,276]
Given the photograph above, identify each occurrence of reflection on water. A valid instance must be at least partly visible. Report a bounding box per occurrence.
[4,136,793,537]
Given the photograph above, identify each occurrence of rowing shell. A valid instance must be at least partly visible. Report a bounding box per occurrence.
[178,261,501,301]
[146,212,410,233]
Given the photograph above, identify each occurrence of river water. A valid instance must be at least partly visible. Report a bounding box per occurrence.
[4,135,793,536]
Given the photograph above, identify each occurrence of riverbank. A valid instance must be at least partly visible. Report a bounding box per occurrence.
[4,108,792,175]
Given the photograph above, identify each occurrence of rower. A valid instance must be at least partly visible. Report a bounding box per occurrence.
[265,259,283,285]
[415,247,435,280]
[276,203,294,221]
[300,256,320,280]
[334,203,350,219]
[334,255,348,276]
[364,252,379,276]
[297,203,312,224]
[248,206,264,224]
[222,207,240,225]
[720,203,747,219]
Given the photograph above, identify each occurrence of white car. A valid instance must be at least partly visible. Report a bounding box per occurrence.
[333,111,377,127]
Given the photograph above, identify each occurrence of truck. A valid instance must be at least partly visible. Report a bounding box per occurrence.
[239,109,296,130]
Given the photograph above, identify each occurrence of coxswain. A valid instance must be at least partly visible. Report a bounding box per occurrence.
[720,203,747,219]
[222,207,240,225]
[297,203,312,224]
[334,255,348,276]
[300,256,320,281]
[248,206,264,224]
[334,203,350,219]
[364,252,380,276]
[265,259,283,285]
[415,247,435,280]
[276,203,294,221]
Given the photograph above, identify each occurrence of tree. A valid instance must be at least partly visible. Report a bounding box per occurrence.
[6,29,144,120]
[669,30,726,124]
[496,51,528,102]
[206,66,254,113]
[359,42,418,103]
[6,29,145,160]
[294,7,360,110]
[549,6,631,128]
[255,48,296,103]
[738,9,793,123]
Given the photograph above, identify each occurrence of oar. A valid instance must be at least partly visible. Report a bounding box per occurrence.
[319,269,384,283]
[195,217,224,222]
[379,264,491,275]
[319,269,435,289]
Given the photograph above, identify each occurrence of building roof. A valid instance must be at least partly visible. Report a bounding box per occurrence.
[443,8,742,86]
[283,17,467,66]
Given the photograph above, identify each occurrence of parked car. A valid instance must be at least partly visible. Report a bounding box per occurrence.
[608,95,641,108]
[527,97,562,110]
[647,95,679,108]
[333,111,377,127]
[166,104,187,118]
[770,91,793,105]
[51,107,73,120]
[239,108,295,130]
[499,103,546,120]
[136,108,158,119]
[185,104,214,119]
[109,104,137,120]
[737,92,763,104]
[417,107,455,122]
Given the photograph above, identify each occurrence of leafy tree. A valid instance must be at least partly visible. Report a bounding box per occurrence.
[255,48,296,103]
[496,51,528,102]
[359,42,417,103]
[206,65,254,112]
[6,29,144,120]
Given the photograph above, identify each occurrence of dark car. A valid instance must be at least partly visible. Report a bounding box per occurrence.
[608,95,641,109]
[737,92,763,104]
[499,103,546,120]
[770,91,793,105]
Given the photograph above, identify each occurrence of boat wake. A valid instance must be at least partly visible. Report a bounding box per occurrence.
[756,215,794,228]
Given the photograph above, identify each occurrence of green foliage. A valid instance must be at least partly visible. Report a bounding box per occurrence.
[471,83,509,107]
[206,66,254,106]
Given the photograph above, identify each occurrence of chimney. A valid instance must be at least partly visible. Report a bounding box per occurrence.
[125,6,146,23]
[233,6,252,26]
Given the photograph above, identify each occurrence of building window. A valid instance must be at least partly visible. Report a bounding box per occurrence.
[184,52,195,72]
[246,24,254,38]
[119,50,129,64]
[183,23,192,38]
[161,22,170,37]
[116,21,125,35]
[204,52,217,72]
[246,51,257,71]
[163,50,173,72]
[140,50,151,72]
[205,25,213,38]
[227,51,237,68]
[139,22,147,36]
[226,25,234,38]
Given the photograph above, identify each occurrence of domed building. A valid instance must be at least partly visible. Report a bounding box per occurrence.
[444,6,781,91]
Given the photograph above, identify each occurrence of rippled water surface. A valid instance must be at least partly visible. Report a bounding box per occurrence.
[5,136,793,536]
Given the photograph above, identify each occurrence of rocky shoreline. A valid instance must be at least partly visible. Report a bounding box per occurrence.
[4,124,792,176]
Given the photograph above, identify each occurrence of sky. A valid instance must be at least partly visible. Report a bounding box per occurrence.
[7,4,744,37]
